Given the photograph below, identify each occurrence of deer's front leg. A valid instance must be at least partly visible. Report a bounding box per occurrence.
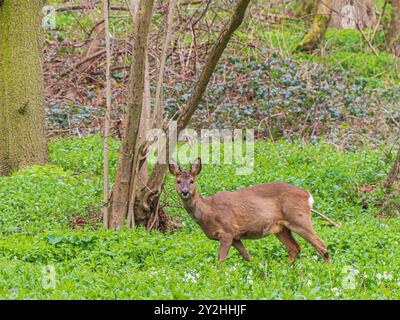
[218,233,233,261]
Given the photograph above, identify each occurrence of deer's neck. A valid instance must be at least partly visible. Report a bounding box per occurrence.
[183,192,208,222]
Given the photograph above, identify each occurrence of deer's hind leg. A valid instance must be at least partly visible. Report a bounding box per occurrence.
[232,239,251,261]
[286,215,330,264]
[275,227,301,266]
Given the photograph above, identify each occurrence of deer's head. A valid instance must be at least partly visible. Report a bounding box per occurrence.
[169,158,202,199]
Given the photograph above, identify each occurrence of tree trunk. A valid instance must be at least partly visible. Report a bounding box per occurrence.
[125,0,151,228]
[107,0,251,230]
[297,0,333,52]
[133,0,252,229]
[107,0,155,229]
[386,0,400,56]
[0,0,48,176]
[330,0,376,29]
[79,20,105,75]
[385,146,400,188]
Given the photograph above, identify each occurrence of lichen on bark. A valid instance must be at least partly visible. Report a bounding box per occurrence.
[297,15,331,51]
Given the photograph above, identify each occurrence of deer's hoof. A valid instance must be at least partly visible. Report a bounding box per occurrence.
[243,255,251,261]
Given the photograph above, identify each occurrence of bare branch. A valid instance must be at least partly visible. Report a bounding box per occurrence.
[153,0,177,128]
[176,0,251,131]
[103,0,112,229]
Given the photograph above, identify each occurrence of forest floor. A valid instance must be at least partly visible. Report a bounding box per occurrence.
[0,136,399,299]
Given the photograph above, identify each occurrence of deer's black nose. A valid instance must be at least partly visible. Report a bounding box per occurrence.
[181,189,189,197]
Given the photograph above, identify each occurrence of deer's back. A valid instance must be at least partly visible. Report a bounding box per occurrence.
[202,182,312,239]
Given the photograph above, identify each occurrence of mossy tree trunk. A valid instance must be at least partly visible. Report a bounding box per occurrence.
[386,0,400,56]
[297,0,333,52]
[0,0,48,176]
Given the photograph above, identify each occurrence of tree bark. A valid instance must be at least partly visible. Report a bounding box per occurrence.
[330,0,376,29]
[79,20,105,75]
[107,0,155,229]
[134,0,150,194]
[385,146,400,188]
[297,0,333,52]
[0,0,48,176]
[386,0,400,56]
[133,0,252,228]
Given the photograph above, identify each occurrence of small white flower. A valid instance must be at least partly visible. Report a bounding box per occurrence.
[383,272,393,280]
[331,287,340,297]
[306,279,312,286]
[376,273,382,280]
[183,272,199,283]
[312,255,318,261]
[229,265,237,271]
[246,270,254,285]
[351,269,360,275]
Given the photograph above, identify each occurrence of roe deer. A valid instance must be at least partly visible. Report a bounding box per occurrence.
[169,158,331,265]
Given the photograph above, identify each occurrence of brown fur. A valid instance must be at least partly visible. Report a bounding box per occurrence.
[169,158,330,265]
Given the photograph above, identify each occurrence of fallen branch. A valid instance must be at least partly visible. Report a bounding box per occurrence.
[61,49,106,76]
[54,5,129,12]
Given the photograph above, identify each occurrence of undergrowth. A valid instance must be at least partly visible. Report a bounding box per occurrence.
[0,136,399,299]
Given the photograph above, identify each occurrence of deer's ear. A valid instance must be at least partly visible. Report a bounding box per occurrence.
[169,160,181,176]
[191,157,202,176]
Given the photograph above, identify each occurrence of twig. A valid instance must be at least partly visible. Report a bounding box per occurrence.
[370,0,388,44]
[311,209,341,228]
[356,22,379,57]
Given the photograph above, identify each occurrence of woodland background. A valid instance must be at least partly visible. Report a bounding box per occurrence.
[0,0,399,299]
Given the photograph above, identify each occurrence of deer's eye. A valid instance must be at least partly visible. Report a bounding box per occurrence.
[177,180,181,184]
[190,180,194,184]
